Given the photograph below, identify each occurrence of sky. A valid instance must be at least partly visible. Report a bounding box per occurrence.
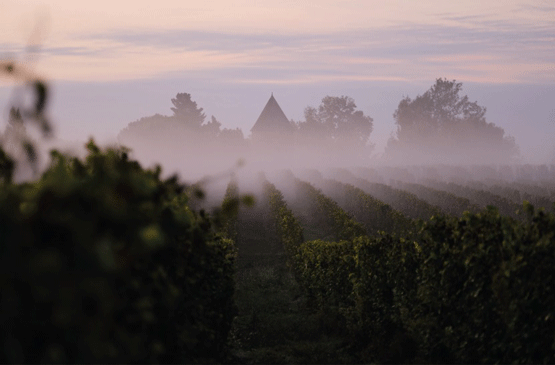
[1,0,554,163]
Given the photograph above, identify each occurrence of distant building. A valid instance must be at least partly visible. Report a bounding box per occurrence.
[251,94,294,145]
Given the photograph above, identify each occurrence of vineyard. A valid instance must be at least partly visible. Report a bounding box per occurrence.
[225,166,555,364]
[1,139,554,363]
[4,1,555,359]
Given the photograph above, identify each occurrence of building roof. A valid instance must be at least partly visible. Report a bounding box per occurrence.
[251,94,294,134]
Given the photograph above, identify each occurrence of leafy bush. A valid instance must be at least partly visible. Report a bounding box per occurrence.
[0,142,236,363]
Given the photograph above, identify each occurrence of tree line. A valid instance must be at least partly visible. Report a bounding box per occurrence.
[118,78,520,165]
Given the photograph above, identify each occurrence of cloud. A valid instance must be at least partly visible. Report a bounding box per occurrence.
[229,74,409,85]
[0,42,21,56]
[4,13,553,85]
[43,46,100,56]
[517,1,555,14]
[80,30,308,52]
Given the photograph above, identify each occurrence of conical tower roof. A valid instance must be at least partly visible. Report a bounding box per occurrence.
[251,94,294,134]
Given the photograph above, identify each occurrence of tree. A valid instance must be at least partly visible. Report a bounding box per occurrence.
[298,96,373,152]
[219,127,246,146]
[119,93,221,145]
[117,92,247,178]
[385,78,519,164]
[171,93,206,127]
[202,116,222,136]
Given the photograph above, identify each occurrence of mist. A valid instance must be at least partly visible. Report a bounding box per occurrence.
[2,0,555,201]
[2,3,555,364]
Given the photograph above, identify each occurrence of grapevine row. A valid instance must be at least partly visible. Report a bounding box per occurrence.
[262,178,304,274]
[391,180,479,216]
[292,205,555,363]
[423,179,520,217]
[291,175,366,241]
[298,170,413,235]
[329,168,442,220]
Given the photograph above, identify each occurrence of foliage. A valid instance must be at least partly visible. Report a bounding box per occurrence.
[119,95,246,143]
[0,61,52,181]
[296,239,356,311]
[297,96,373,156]
[0,147,15,184]
[293,177,366,241]
[393,180,479,216]
[4,55,552,363]
[424,179,520,217]
[413,205,554,363]
[263,179,304,275]
[330,168,442,220]
[386,78,519,164]
[298,170,413,236]
[117,93,247,179]
[220,178,240,242]
[170,92,207,127]
[350,234,420,362]
[474,180,555,213]
[290,204,555,363]
[0,142,237,363]
[339,181,413,235]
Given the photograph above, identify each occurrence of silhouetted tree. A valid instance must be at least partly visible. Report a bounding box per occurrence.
[117,93,247,177]
[119,93,226,144]
[219,127,246,147]
[171,93,206,127]
[203,116,222,136]
[385,78,519,164]
[297,106,331,145]
[298,96,373,152]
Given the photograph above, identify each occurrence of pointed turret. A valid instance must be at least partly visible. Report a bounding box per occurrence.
[251,94,294,135]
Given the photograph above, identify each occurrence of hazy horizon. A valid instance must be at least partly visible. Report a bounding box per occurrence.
[1,0,554,165]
